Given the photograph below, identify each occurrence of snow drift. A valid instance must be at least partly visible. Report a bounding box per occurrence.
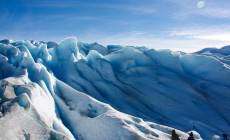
[0,37,229,140]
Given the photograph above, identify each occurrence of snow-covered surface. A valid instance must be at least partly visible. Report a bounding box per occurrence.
[0,37,229,140]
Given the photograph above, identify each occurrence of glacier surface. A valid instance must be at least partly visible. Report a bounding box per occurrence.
[0,37,230,140]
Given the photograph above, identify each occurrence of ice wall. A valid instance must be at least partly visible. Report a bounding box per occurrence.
[1,37,230,139]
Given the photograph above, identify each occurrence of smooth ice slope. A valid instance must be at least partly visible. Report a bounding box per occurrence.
[0,37,230,140]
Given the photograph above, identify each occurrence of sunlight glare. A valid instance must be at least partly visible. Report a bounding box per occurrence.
[197,1,205,8]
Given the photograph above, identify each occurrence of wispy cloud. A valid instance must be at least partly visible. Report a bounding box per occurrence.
[168,0,230,19]
[36,14,105,21]
[81,30,230,53]
[193,34,230,41]
[197,8,230,18]
[170,28,230,42]
[124,6,156,14]
[185,7,230,19]
[22,1,156,14]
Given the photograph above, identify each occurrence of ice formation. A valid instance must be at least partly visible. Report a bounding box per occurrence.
[194,45,230,65]
[0,37,229,140]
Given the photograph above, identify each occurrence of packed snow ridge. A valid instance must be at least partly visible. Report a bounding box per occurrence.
[0,37,229,140]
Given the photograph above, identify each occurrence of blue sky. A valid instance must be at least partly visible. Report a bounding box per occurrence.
[0,0,230,52]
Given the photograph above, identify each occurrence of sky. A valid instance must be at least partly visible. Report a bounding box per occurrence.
[0,0,230,52]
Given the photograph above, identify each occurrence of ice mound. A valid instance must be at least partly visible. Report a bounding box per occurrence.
[194,45,230,65]
[0,37,230,139]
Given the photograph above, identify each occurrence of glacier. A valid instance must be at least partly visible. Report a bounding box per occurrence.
[0,37,229,140]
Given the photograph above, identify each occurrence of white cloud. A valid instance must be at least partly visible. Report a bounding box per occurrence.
[194,34,230,41]
[170,28,230,40]
[82,31,230,53]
